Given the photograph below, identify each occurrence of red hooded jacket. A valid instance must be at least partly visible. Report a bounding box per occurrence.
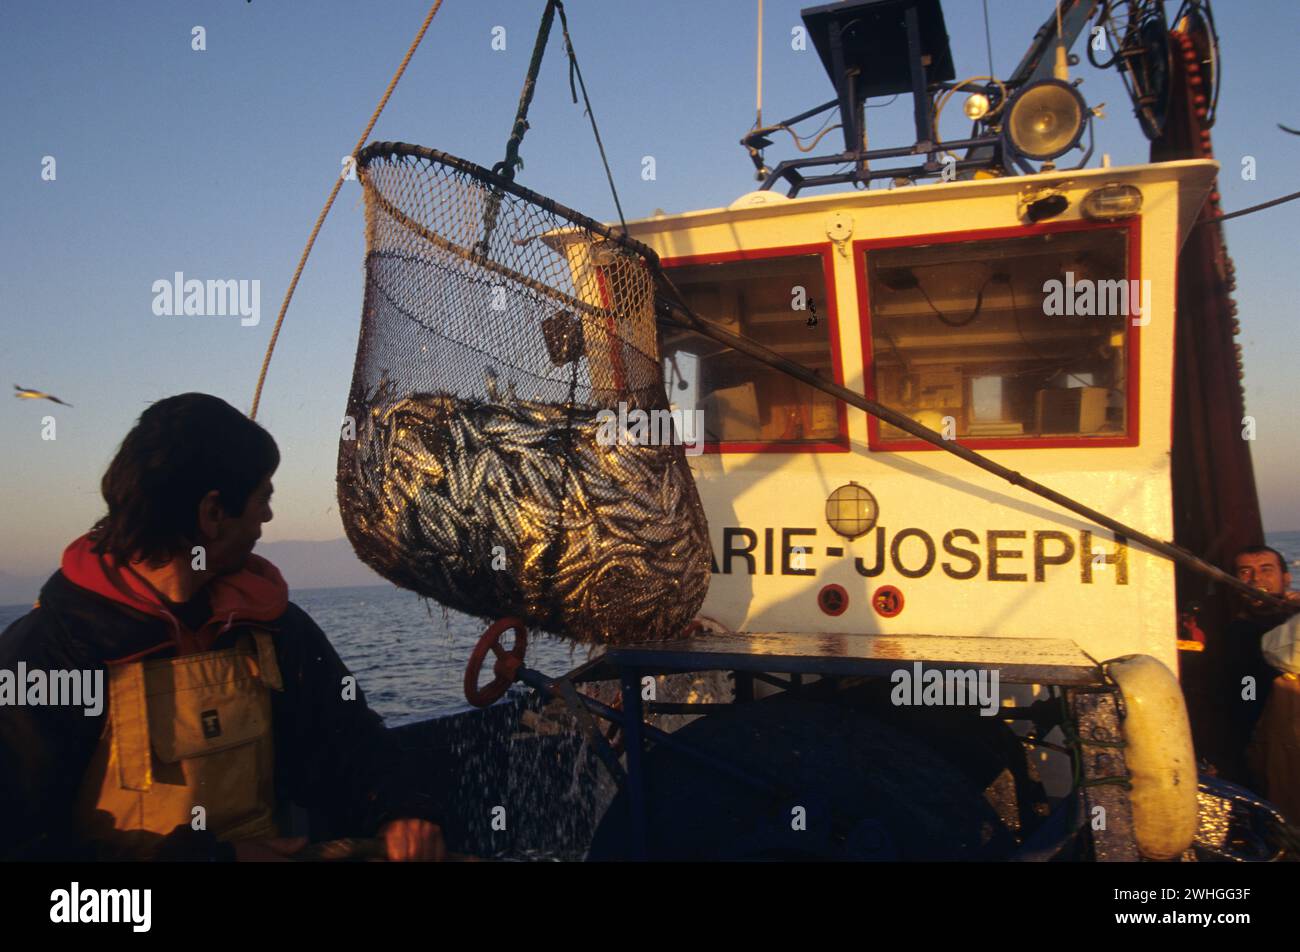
[59,533,289,660]
[0,536,441,860]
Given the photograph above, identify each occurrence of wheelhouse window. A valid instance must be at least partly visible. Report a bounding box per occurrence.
[659,252,845,449]
[865,226,1134,446]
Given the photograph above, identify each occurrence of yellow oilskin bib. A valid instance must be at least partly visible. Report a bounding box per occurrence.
[76,631,283,859]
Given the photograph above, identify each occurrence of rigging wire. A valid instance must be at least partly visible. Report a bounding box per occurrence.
[554,2,628,234]
[750,94,900,169]
[787,119,844,153]
[1198,188,1300,226]
[756,0,764,129]
[249,0,445,420]
[982,0,995,77]
[1087,0,1121,70]
[751,99,850,155]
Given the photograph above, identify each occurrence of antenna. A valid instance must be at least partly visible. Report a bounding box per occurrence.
[756,0,764,128]
[1054,0,1069,80]
[982,0,995,76]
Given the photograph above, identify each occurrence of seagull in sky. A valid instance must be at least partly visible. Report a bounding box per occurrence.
[13,384,73,407]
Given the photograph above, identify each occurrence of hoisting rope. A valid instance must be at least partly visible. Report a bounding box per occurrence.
[755,0,764,130]
[248,0,445,421]
[484,0,626,238]
[474,1,558,254]
[493,0,558,182]
[554,2,628,233]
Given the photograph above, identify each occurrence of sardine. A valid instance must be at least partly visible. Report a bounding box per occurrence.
[341,384,712,643]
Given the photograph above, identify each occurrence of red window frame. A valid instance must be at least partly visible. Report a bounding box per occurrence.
[854,217,1142,452]
[660,243,850,454]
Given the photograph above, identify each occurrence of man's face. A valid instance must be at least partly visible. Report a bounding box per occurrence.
[201,475,274,575]
[1234,550,1291,611]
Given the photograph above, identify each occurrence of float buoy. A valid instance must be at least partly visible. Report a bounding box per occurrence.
[1103,654,1198,860]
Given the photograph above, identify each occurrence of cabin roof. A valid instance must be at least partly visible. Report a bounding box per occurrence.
[624,159,1219,254]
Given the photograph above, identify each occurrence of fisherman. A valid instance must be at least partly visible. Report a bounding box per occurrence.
[1208,545,1300,784]
[0,393,445,861]
[1247,611,1300,822]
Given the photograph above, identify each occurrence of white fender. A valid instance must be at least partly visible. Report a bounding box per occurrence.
[1103,654,1198,860]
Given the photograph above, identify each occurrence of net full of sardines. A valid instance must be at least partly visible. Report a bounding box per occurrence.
[337,142,711,644]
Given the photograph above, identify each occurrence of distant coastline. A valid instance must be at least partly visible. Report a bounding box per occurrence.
[0,537,386,607]
[3,531,1299,612]
[0,581,398,616]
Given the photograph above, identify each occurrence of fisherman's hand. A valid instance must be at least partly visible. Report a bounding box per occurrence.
[1285,591,1300,604]
[378,818,446,862]
[232,836,308,862]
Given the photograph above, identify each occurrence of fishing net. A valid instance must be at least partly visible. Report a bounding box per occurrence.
[338,142,711,644]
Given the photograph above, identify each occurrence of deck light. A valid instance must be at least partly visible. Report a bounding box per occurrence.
[1004,79,1088,161]
[963,92,991,120]
[1082,183,1144,220]
[826,482,878,539]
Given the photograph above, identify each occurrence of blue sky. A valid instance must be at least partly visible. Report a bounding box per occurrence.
[2,0,1297,578]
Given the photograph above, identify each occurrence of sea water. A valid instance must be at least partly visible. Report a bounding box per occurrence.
[3,532,1299,723]
[0,583,596,724]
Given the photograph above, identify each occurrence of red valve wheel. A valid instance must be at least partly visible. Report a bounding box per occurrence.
[464,617,528,708]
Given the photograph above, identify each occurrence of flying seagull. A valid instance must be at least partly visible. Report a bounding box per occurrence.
[1280,124,1300,136]
[13,384,73,407]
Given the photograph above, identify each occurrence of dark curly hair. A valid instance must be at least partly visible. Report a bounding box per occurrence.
[1233,545,1290,575]
[88,393,280,565]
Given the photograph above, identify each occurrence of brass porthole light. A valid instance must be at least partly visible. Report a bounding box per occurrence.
[825,482,879,539]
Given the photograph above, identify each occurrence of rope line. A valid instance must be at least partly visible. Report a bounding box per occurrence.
[982,0,995,77]
[555,2,627,234]
[249,0,445,420]
[496,0,558,181]
[1199,188,1300,225]
[478,2,559,256]
[755,0,764,128]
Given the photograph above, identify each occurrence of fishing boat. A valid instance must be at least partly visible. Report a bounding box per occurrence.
[350,0,1293,861]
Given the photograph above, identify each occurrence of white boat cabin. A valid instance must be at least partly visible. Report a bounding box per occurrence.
[625,159,1219,671]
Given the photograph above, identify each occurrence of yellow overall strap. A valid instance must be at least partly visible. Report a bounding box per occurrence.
[107,662,151,792]
[252,630,283,691]
[107,631,279,793]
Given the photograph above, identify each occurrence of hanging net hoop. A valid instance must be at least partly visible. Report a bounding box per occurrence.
[338,142,711,644]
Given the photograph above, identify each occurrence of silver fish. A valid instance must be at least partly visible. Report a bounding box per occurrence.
[341,383,711,644]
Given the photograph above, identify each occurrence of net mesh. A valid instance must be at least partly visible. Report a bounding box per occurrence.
[338,142,711,643]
